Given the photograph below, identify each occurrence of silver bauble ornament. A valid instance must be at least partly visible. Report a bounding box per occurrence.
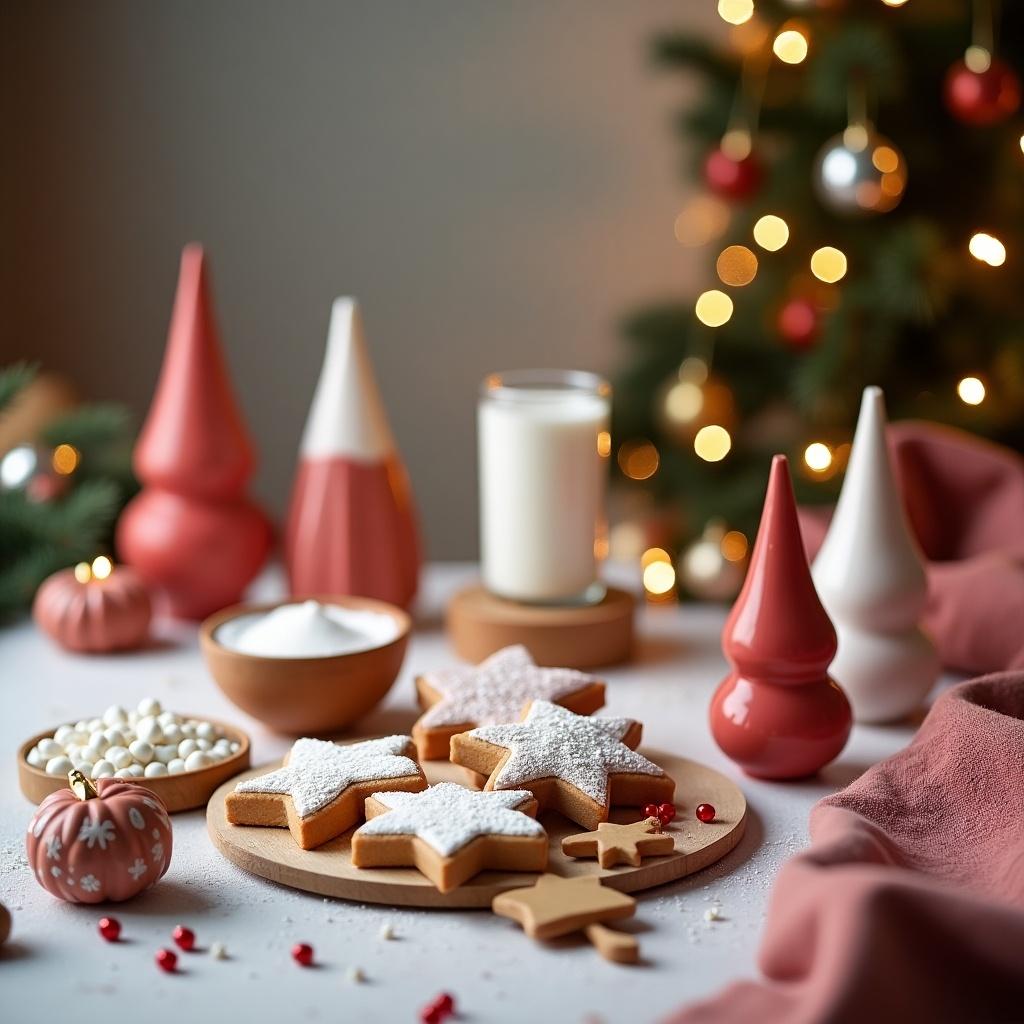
[813,126,907,216]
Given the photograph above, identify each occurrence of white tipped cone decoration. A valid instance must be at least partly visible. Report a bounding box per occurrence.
[285,298,420,608]
[812,386,939,722]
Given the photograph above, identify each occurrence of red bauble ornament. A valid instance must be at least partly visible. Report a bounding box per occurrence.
[26,773,173,903]
[944,58,1021,125]
[696,803,717,824]
[777,298,819,349]
[657,802,676,825]
[710,455,852,779]
[155,948,177,973]
[98,917,121,942]
[704,146,763,201]
[172,925,195,951]
[292,942,314,966]
[643,803,660,819]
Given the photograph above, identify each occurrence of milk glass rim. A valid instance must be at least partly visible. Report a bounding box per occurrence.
[480,369,611,402]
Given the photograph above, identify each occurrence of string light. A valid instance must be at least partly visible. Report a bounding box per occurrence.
[91,556,113,580]
[664,381,704,424]
[618,439,660,480]
[674,195,731,248]
[643,559,677,596]
[641,547,672,568]
[773,25,809,65]
[881,0,910,6]
[51,443,79,475]
[695,290,734,327]
[717,0,754,26]
[968,232,1006,267]
[694,425,732,462]
[752,214,789,251]
[957,376,986,405]
[964,45,992,74]
[716,245,759,287]
[597,431,611,457]
[721,530,748,562]
[679,357,708,384]
[804,442,833,473]
[1019,134,1024,155]
[74,562,92,584]
[810,246,848,283]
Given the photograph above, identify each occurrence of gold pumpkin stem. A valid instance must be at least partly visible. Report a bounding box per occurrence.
[69,769,98,801]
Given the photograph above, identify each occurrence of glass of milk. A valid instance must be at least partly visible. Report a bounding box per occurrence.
[478,370,611,605]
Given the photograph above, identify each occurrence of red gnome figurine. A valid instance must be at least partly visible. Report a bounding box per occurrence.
[710,455,851,779]
[285,298,420,608]
[117,245,272,619]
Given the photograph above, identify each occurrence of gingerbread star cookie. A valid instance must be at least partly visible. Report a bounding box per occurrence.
[226,736,426,850]
[350,782,548,892]
[562,816,674,868]
[450,700,675,830]
[412,645,605,759]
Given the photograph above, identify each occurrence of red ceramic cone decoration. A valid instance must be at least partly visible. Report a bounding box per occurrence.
[710,455,851,779]
[117,245,272,619]
[285,298,420,608]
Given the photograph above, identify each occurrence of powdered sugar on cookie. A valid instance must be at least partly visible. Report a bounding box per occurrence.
[356,782,544,857]
[469,701,665,803]
[418,645,601,728]
[234,736,419,818]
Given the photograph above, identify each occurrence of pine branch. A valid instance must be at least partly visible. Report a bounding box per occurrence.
[40,403,133,450]
[0,361,38,413]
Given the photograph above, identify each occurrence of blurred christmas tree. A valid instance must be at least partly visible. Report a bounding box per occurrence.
[613,0,1024,598]
[0,363,136,618]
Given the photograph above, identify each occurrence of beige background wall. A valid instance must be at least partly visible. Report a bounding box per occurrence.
[3,1,718,558]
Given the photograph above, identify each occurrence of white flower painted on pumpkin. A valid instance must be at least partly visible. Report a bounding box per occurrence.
[151,841,164,864]
[128,807,145,830]
[79,874,101,893]
[127,858,147,880]
[78,818,116,850]
[45,835,62,859]
[66,876,75,886]
[50,865,62,877]
[152,828,160,839]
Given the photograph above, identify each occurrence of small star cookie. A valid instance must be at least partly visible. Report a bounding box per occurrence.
[450,700,674,830]
[350,783,548,892]
[226,736,426,850]
[561,816,675,868]
[412,645,605,759]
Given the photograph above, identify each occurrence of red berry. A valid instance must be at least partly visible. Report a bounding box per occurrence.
[292,942,314,966]
[643,803,660,818]
[657,802,676,824]
[434,993,455,1014]
[420,1007,442,1024]
[172,925,195,951]
[98,917,121,942]
[696,803,716,823]
[155,948,178,973]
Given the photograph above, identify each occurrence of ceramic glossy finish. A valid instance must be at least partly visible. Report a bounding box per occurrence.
[710,455,851,778]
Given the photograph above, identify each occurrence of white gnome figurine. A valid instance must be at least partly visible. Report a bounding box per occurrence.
[812,386,940,722]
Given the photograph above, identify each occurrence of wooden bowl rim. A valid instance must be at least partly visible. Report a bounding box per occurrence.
[17,714,251,799]
[199,594,412,667]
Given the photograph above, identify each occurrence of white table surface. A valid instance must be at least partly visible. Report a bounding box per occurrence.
[0,564,930,1023]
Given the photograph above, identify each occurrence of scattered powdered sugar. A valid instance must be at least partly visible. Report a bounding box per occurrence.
[467,700,666,803]
[419,645,601,728]
[234,736,419,818]
[356,782,544,857]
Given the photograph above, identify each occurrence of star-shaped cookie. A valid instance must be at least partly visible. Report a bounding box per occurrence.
[450,700,675,830]
[562,816,675,868]
[412,645,605,759]
[225,736,426,850]
[350,782,548,892]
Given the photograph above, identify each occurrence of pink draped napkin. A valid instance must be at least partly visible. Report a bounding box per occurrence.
[799,420,1024,673]
[668,672,1024,1023]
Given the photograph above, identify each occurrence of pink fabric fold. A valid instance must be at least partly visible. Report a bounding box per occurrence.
[799,421,1024,674]
[668,672,1024,1024]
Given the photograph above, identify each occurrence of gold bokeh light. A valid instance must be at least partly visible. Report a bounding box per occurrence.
[717,0,754,26]
[674,196,731,248]
[618,439,660,480]
[969,232,1006,267]
[810,246,848,283]
[643,560,677,596]
[695,290,734,327]
[716,245,759,287]
[91,555,113,580]
[720,530,748,562]
[752,214,789,251]
[957,376,986,405]
[804,442,833,473]
[51,443,80,475]
[773,26,809,64]
[694,425,732,462]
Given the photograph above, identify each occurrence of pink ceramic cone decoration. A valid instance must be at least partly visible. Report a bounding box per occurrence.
[117,245,272,619]
[710,455,852,779]
[285,298,420,608]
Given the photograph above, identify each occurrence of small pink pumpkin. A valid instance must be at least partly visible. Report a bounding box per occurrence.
[26,772,172,903]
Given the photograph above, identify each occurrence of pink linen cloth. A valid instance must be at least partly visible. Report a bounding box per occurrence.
[798,421,1024,673]
[668,672,1024,1024]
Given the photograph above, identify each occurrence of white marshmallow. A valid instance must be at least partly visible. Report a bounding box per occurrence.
[196,738,212,752]
[103,727,127,748]
[45,755,74,776]
[184,750,213,771]
[196,721,217,741]
[88,730,109,750]
[53,724,76,746]
[74,720,90,734]
[135,717,163,744]
[74,760,95,776]
[125,764,144,777]
[157,710,180,727]
[37,738,64,759]
[167,758,187,774]
[161,724,183,744]
[26,746,44,768]
[210,942,228,960]
[138,697,162,717]
[87,717,103,732]
[180,723,197,739]
[230,742,241,754]
[178,739,199,759]
[127,710,139,727]
[102,705,128,727]
[144,761,169,777]
[91,760,115,779]
[155,744,179,764]
[106,746,132,769]
[128,740,154,765]
[113,768,134,778]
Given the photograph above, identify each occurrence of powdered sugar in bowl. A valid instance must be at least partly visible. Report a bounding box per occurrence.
[200,596,411,734]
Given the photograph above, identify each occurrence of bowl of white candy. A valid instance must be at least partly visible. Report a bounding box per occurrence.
[18,697,250,812]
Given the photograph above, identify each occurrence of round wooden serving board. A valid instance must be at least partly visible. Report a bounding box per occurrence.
[207,749,746,908]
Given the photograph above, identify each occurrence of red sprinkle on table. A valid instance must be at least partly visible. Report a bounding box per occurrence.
[292,942,314,966]
[155,948,178,973]
[696,803,717,823]
[420,992,456,1023]
[97,917,121,942]
[172,925,195,951]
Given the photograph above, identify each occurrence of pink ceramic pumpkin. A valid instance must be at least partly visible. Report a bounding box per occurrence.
[26,772,172,903]
[33,562,152,653]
